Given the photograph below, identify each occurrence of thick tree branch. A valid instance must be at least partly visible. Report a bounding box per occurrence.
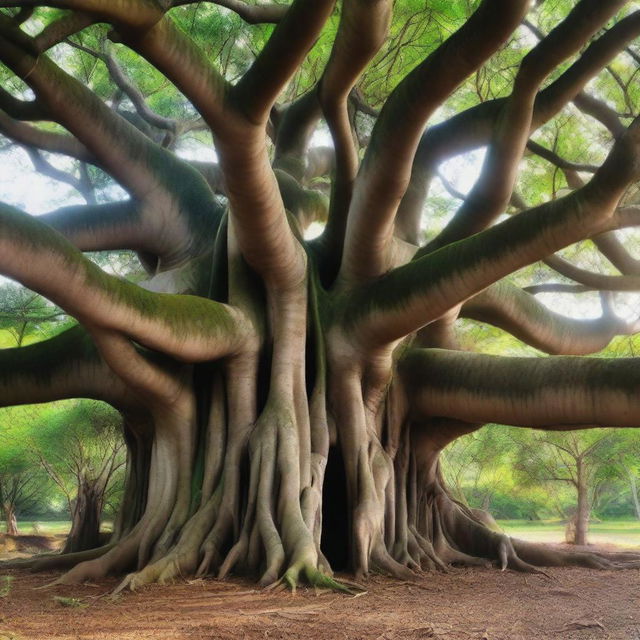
[344,117,640,347]
[402,348,640,429]
[0,110,93,161]
[461,280,639,355]
[397,10,640,238]
[171,0,288,24]
[37,200,160,253]
[424,0,626,254]
[0,1,162,29]
[0,23,225,264]
[318,0,392,260]
[34,10,95,51]
[0,87,48,120]
[231,0,335,124]
[0,325,135,409]
[339,0,531,284]
[0,203,254,362]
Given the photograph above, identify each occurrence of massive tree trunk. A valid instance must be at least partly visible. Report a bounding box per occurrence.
[1,0,640,590]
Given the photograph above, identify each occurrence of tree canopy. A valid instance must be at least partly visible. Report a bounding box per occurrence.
[1,0,640,592]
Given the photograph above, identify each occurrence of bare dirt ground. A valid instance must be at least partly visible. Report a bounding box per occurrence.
[1,545,639,640]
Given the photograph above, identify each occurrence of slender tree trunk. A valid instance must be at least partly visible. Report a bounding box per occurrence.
[574,459,589,546]
[3,502,18,536]
[63,480,104,554]
[627,467,640,521]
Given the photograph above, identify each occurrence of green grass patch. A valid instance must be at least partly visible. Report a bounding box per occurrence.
[0,521,71,535]
[497,519,640,547]
[0,520,114,535]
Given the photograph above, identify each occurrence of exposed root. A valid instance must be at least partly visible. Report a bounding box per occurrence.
[0,545,113,573]
[512,539,640,570]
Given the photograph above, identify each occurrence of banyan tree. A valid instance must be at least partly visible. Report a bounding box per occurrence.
[1,0,640,590]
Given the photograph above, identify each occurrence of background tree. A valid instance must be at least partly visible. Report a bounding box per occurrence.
[0,407,54,535]
[607,429,640,521]
[0,430,39,535]
[30,401,125,553]
[0,282,64,347]
[0,0,640,592]
[512,429,622,545]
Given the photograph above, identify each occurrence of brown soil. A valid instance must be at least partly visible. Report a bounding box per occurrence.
[1,545,639,640]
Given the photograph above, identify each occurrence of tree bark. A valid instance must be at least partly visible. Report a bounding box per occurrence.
[626,467,640,521]
[0,0,640,590]
[62,479,105,554]
[573,459,590,546]
[3,502,18,537]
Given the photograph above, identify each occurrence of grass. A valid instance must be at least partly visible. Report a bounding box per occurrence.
[497,519,640,547]
[0,521,113,535]
[0,521,71,535]
[3,519,639,548]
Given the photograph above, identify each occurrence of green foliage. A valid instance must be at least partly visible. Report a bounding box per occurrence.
[0,282,65,347]
[442,423,640,522]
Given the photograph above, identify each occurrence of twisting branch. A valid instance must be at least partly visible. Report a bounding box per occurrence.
[65,40,207,139]
[339,0,531,284]
[0,19,225,264]
[0,202,254,363]
[544,254,640,291]
[461,280,640,355]
[84,43,178,132]
[573,91,626,138]
[592,231,640,276]
[318,0,392,260]
[0,325,136,409]
[230,0,335,124]
[170,0,288,24]
[396,10,640,239]
[23,147,96,203]
[423,0,627,255]
[344,116,640,347]
[0,110,93,161]
[121,3,330,288]
[401,348,640,430]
